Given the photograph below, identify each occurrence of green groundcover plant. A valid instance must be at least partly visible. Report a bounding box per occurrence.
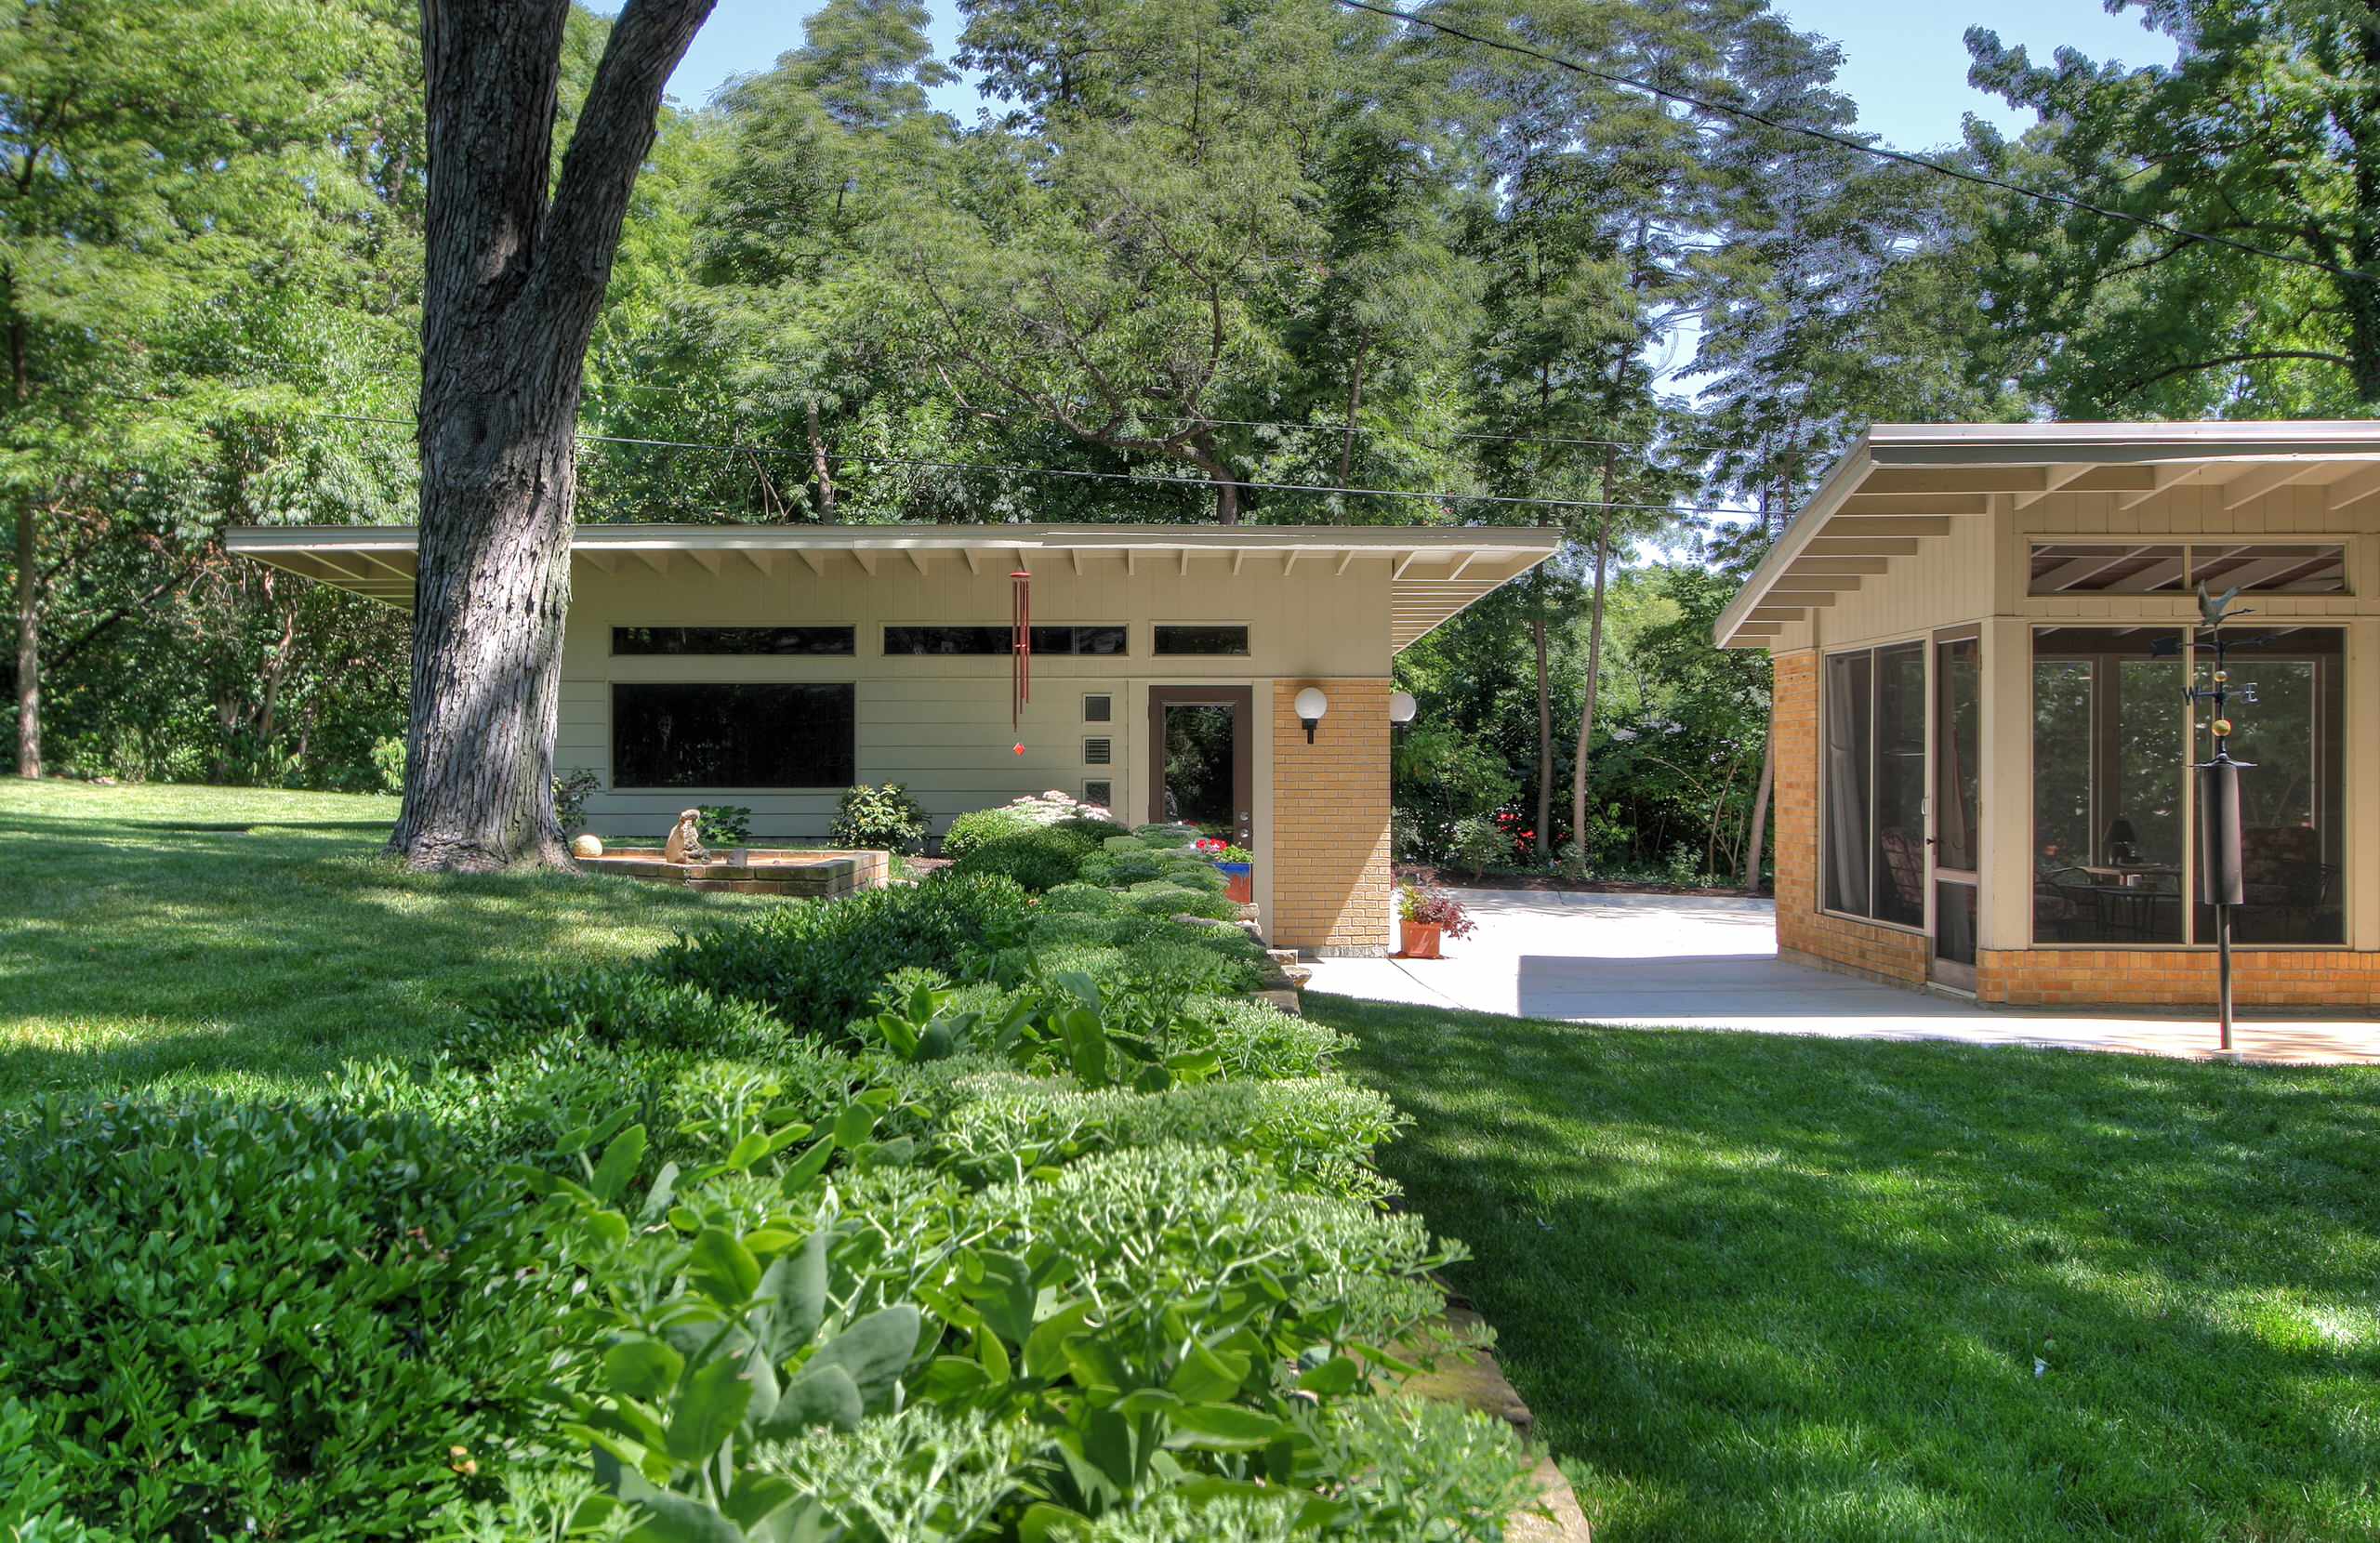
[0,811,1536,1541]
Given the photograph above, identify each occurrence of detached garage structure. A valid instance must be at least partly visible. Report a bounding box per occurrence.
[1717,421,2380,1009]
[230,521,1556,956]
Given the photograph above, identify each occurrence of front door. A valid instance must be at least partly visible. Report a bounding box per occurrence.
[1930,633,1982,989]
[1147,686,1253,848]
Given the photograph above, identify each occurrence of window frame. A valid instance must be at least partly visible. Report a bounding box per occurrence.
[879,623,1130,657]
[1150,622,1252,657]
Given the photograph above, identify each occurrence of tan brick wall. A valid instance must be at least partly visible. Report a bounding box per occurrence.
[1977,948,2380,1008]
[1771,648,1930,988]
[1271,678,1391,954]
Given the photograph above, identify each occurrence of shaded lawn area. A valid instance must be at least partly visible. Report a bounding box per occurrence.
[0,778,770,1102]
[1307,993,2380,1543]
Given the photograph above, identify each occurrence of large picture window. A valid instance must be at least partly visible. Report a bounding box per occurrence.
[1821,641,1924,925]
[2030,626,2344,947]
[613,683,854,788]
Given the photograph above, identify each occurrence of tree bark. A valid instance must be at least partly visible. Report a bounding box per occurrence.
[390,0,713,871]
[1568,513,1610,863]
[11,315,33,779]
[1741,692,1775,892]
[806,397,835,521]
[1339,333,1367,487]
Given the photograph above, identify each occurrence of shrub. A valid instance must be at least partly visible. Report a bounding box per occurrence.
[696,803,754,845]
[0,1098,575,1539]
[1128,884,1238,921]
[370,734,406,795]
[465,965,793,1060]
[831,782,932,853]
[1191,996,1354,1080]
[1135,822,1201,845]
[951,824,1098,891]
[1040,881,1125,915]
[553,767,602,832]
[653,874,1030,1039]
[941,806,1035,858]
[1052,813,1130,844]
[1446,814,1509,877]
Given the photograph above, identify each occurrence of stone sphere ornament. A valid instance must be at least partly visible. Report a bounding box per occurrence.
[571,834,603,859]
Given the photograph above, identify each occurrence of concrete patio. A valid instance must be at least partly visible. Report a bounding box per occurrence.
[1308,890,2380,1065]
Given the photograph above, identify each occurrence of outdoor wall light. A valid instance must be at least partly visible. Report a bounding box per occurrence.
[1295,686,1329,744]
[1388,691,1418,725]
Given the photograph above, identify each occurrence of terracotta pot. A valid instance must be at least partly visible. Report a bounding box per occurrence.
[1218,862,1254,903]
[1401,920,1444,959]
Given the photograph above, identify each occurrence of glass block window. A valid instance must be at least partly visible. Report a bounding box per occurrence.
[614,626,854,655]
[883,625,1128,655]
[1152,625,1250,655]
[612,682,854,788]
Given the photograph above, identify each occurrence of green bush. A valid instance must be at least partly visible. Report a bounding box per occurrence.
[1040,880,1125,915]
[370,734,406,795]
[941,807,1035,858]
[1135,822,1201,845]
[0,1098,575,1539]
[950,824,1098,891]
[1126,883,1224,918]
[464,965,793,1060]
[552,767,601,832]
[653,874,1030,1040]
[697,803,754,846]
[1078,852,1118,885]
[1052,813,1130,844]
[1192,997,1355,1080]
[831,782,932,853]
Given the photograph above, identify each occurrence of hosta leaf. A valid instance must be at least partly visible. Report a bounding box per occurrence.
[689,1227,760,1306]
[664,1356,753,1463]
[1024,1299,1095,1382]
[758,1231,827,1356]
[755,1362,862,1437]
[831,1103,877,1147]
[1295,1355,1364,1396]
[919,1354,991,1402]
[803,1305,919,1413]
[602,1339,683,1401]
[1164,1403,1283,1450]
[1168,1342,1250,1403]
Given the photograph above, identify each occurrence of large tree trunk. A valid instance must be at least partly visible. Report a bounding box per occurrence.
[1339,333,1367,486]
[1567,515,1610,861]
[389,0,713,871]
[806,398,835,521]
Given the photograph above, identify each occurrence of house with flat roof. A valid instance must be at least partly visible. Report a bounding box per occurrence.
[231,521,1558,956]
[1717,421,2380,1009]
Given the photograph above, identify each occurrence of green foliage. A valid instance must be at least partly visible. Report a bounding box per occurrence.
[370,734,406,794]
[1394,724,1521,865]
[695,804,755,846]
[654,874,1031,1040]
[951,824,1100,890]
[1446,815,1512,878]
[941,807,1036,859]
[831,781,932,852]
[1191,997,1355,1081]
[466,966,795,1060]
[0,1097,572,1539]
[552,768,603,833]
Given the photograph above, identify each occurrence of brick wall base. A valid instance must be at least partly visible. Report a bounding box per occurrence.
[1271,678,1391,955]
[1978,949,2380,1008]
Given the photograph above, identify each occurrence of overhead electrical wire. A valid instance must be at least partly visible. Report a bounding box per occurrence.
[307,410,1752,519]
[1334,0,2380,288]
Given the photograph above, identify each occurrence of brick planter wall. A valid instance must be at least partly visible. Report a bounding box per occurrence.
[1977,949,2380,1008]
[1771,649,1931,988]
[1272,678,1392,955]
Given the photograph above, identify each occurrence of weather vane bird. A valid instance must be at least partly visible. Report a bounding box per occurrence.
[2196,581,2248,628]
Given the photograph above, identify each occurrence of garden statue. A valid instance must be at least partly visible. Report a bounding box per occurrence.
[571,834,602,859]
[663,809,707,864]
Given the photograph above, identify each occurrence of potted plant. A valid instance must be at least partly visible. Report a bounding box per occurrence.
[1199,837,1256,903]
[1398,882,1475,959]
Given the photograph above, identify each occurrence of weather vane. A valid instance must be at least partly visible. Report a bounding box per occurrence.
[2182,581,2255,1055]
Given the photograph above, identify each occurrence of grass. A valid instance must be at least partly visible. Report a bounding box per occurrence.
[0,777,772,1102]
[1309,993,2380,1543]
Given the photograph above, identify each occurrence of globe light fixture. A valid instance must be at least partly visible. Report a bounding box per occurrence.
[1388,691,1418,725]
[1294,686,1329,744]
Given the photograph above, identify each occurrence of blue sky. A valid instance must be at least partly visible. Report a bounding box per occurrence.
[665,0,2175,150]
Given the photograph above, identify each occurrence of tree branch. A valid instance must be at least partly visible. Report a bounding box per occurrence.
[2113,349,2354,400]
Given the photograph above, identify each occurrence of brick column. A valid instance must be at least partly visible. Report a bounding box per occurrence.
[1271,679,1391,955]
[1771,651,1819,956]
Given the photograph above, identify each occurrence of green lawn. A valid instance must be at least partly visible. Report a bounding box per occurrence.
[0,778,770,1102]
[1309,993,2380,1543]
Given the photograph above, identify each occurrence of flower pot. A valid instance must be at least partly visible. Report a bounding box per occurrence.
[1217,861,1254,903]
[1401,920,1444,959]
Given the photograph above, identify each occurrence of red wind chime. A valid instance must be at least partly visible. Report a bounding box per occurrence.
[1010,568,1032,751]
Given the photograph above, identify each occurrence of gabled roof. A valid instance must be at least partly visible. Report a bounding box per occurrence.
[1713,421,2380,649]
[225,521,1562,652]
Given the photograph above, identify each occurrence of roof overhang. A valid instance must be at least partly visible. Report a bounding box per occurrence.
[1714,420,2380,650]
[225,521,1562,653]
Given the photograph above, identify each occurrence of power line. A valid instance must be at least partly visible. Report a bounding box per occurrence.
[1337,0,2380,288]
[308,410,1753,519]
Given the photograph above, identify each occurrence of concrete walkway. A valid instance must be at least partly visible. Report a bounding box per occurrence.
[1308,890,2380,1066]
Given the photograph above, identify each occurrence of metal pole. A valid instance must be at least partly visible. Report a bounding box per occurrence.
[2216,901,2233,1052]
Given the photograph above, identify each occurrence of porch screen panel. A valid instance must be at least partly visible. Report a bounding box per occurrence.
[1822,651,1872,917]
[2030,628,2184,944]
[2194,628,2344,944]
[1935,637,1981,872]
[1871,641,1927,927]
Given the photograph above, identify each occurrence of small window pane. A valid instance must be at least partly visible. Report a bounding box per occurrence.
[1822,651,1872,917]
[2188,544,2347,595]
[883,625,1126,656]
[2029,544,2188,594]
[1153,625,1250,655]
[614,626,853,655]
[2194,627,2344,943]
[2030,628,2185,944]
[1084,780,1112,810]
[1084,693,1113,722]
[613,682,854,787]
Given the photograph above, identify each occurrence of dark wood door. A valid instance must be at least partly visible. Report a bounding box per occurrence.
[1147,685,1253,846]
